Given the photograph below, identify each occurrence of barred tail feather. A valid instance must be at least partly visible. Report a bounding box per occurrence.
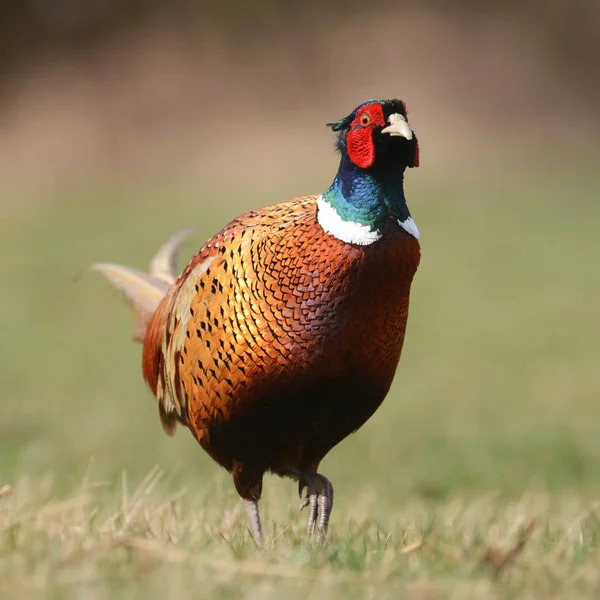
[92,229,195,435]
[91,228,194,342]
[90,263,169,342]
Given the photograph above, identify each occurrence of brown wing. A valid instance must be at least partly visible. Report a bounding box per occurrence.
[143,195,320,440]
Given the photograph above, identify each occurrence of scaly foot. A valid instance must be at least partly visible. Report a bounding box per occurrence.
[244,499,264,547]
[298,472,334,542]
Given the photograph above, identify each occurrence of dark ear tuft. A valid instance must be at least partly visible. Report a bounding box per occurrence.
[327,114,353,132]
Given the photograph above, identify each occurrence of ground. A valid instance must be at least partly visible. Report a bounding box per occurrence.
[1,164,599,598]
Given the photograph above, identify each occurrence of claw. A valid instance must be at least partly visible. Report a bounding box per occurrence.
[297,472,334,541]
[298,479,306,499]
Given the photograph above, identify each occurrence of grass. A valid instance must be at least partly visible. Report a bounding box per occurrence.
[1,161,600,597]
[3,474,600,598]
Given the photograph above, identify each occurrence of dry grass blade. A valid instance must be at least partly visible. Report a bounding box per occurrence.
[399,541,423,554]
[481,519,537,577]
[123,537,399,588]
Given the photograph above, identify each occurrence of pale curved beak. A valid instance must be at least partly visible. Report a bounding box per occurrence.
[381,113,413,140]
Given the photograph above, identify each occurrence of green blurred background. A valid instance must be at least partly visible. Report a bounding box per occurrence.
[1,0,600,504]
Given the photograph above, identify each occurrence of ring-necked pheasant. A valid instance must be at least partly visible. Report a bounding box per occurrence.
[93,99,421,546]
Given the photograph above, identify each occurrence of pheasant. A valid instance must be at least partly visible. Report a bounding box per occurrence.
[93,99,421,546]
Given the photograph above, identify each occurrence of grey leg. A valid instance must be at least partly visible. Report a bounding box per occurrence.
[298,472,334,542]
[244,499,265,547]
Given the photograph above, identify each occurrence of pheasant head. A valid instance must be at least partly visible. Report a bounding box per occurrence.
[319,99,420,244]
[328,99,419,171]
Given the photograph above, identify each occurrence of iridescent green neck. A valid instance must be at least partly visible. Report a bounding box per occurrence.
[321,155,410,231]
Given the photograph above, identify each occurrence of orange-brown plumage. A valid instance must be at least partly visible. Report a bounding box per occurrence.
[94,98,422,544]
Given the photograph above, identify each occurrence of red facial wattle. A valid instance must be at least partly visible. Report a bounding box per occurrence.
[346,103,385,169]
[412,139,420,168]
[402,100,419,168]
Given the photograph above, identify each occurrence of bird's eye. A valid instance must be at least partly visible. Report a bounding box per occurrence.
[359,113,371,127]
